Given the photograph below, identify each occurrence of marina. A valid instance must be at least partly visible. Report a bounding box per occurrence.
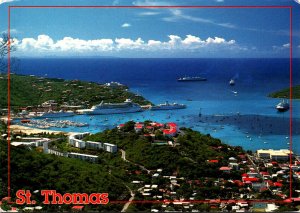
[20,119,88,129]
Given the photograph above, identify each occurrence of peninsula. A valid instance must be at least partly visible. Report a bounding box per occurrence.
[268,85,300,99]
[0,73,151,110]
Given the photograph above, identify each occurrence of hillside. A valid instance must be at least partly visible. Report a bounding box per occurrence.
[0,74,151,109]
[0,137,130,211]
[268,85,300,99]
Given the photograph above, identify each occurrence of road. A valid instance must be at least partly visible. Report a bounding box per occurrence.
[121,185,135,212]
[120,149,150,174]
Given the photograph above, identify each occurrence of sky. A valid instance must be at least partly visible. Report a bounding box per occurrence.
[0,0,300,58]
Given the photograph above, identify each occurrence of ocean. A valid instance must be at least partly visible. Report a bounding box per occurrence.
[15,58,300,153]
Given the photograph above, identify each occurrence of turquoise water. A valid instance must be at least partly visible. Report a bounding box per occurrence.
[17,58,300,153]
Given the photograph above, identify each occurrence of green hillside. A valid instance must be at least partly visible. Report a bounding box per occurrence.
[0,74,151,109]
[268,85,300,99]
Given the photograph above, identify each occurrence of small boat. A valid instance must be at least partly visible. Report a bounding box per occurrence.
[276,100,289,112]
[229,79,235,86]
[177,76,207,82]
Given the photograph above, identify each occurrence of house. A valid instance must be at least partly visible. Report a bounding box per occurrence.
[134,123,144,132]
[163,123,177,137]
[219,167,232,173]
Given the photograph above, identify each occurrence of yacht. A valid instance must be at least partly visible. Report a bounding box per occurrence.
[77,99,142,115]
[276,100,289,112]
[229,79,235,86]
[150,101,186,110]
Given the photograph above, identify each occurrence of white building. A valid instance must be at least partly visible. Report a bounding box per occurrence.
[103,143,118,153]
[68,152,98,162]
[68,133,117,153]
[86,141,103,149]
[257,149,293,161]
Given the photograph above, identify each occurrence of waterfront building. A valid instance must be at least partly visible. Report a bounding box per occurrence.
[257,149,293,161]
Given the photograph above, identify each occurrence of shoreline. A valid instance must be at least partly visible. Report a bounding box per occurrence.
[9,124,79,136]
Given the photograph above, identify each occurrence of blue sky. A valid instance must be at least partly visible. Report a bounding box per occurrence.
[0,0,299,58]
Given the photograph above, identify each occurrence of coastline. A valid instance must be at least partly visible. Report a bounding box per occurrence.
[9,124,78,136]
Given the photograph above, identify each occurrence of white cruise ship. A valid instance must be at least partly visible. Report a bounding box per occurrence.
[77,99,142,115]
[33,110,75,118]
[150,101,186,110]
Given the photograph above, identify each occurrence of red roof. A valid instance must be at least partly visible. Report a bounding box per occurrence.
[163,129,176,135]
[135,124,143,129]
[233,180,244,187]
[208,159,219,163]
[271,161,278,165]
[219,167,232,171]
[167,122,177,127]
[119,124,125,127]
[273,182,283,187]
[152,122,164,127]
[242,177,259,182]
[72,206,84,210]
[260,171,269,175]
[242,173,249,177]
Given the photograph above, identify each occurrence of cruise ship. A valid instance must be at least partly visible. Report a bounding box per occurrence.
[33,110,75,118]
[177,76,207,82]
[77,99,142,115]
[150,101,186,110]
[276,100,289,112]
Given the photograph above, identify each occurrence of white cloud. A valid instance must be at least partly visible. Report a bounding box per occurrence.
[0,0,18,5]
[272,43,290,51]
[138,11,161,16]
[121,23,131,28]
[283,43,290,48]
[112,0,119,5]
[115,38,144,49]
[132,0,176,6]
[163,9,236,29]
[15,34,242,56]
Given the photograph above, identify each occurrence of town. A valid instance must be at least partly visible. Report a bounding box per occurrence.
[1,120,300,212]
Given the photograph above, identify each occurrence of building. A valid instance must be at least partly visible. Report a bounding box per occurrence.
[86,141,103,149]
[257,149,293,161]
[68,132,90,148]
[11,138,50,147]
[103,143,118,153]
[68,152,98,162]
[68,133,117,153]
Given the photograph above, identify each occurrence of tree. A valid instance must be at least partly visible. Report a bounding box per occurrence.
[0,33,17,72]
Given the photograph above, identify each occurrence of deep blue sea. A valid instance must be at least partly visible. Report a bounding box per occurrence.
[16,58,300,153]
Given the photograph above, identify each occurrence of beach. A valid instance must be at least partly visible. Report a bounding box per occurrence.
[9,124,77,136]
